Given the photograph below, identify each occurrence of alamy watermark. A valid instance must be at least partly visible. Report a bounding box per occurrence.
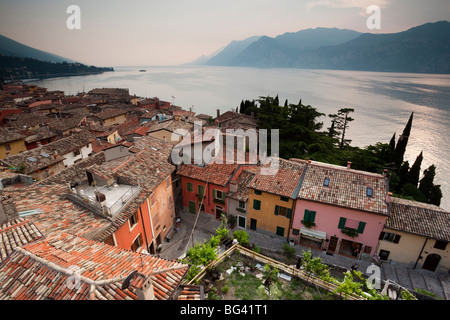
[366,5,381,30]
[66,5,81,30]
[171,122,280,175]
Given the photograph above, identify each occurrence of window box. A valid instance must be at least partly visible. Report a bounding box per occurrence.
[341,226,359,238]
[301,220,316,228]
[213,198,225,204]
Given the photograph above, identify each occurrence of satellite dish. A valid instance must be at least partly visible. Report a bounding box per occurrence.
[121,270,138,290]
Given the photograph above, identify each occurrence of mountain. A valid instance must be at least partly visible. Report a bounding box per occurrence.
[206,35,262,66]
[0,34,77,63]
[206,21,450,74]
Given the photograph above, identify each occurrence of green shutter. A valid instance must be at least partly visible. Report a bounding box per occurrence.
[304,209,310,221]
[338,217,346,229]
[276,226,285,237]
[287,208,292,219]
[187,182,193,192]
[213,189,216,199]
[357,222,366,234]
[309,211,316,222]
[198,185,204,196]
[274,205,279,215]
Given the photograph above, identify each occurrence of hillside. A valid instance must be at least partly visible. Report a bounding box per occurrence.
[0,34,76,63]
[204,21,450,74]
[0,55,113,81]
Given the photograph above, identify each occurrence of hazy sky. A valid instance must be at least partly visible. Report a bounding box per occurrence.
[0,0,449,66]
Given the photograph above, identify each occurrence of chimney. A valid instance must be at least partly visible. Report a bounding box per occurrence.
[386,192,392,204]
[347,161,352,169]
[217,109,220,118]
[136,276,155,300]
[383,169,388,177]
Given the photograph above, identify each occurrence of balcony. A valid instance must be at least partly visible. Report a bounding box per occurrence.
[68,180,141,218]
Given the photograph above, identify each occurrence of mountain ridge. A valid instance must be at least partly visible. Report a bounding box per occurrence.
[196,21,450,74]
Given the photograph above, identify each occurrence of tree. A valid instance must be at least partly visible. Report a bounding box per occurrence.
[407,151,423,186]
[393,112,413,170]
[419,165,443,206]
[328,108,354,148]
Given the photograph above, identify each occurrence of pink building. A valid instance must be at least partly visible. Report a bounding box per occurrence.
[289,160,389,259]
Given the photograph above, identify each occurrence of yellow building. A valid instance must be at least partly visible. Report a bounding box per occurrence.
[377,197,449,273]
[0,128,27,159]
[246,158,307,238]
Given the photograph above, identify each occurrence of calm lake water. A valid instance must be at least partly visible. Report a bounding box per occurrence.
[31,66,450,210]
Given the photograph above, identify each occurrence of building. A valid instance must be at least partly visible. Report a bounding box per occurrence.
[378,197,450,273]
[0,130,95,180]
[290,160,389,259]
[177,162,243,219]
[246,158,306,238]
[0,127,27,158]
[0,232,190,300]
[147,118,193,145]
[226,166,259,229]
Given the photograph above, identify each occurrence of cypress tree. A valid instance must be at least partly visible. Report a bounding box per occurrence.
[419,165,442,206]
[388,133,396,162]
[407,151,423,187]
[393,112,414,171]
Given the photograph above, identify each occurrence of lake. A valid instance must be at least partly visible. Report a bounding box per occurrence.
[30,66,450,210]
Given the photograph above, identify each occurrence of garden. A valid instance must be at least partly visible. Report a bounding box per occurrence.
[180,218,418,300]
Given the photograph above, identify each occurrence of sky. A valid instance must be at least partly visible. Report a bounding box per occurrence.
[0,0,449,67]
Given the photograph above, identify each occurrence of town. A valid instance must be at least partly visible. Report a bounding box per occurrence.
[0,81,448,301]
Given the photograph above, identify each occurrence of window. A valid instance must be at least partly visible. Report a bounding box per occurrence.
[364,246,372,254]
[129,211,139,228]
[366,187,373,197]
[291,228,300,236]
[5,144,11,151]
[131,234,143,251]
[379,232,401,243]
[187,182,193,192]
[379,249,390,261]
[168,194,174,209]
[198,185,204,197]
[73,148,81,156]
[253,199,261,210]
[254,190,262,195]
[215,190,223,200]
[276,226,285,237]
[165,177,171,189]
[280,196,289,202]
[434,240,447,250]
[274,205,292,218]
[303,209,316,223]
[323,177,330,187]
[150,193,156,206]
[238,200,245,209]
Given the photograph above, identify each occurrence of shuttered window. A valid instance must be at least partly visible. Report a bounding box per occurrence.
[253,199,261,210]
[274,205,292,218]
[338,217,346,229]
[357,221,366,234]
[303,209,316,222]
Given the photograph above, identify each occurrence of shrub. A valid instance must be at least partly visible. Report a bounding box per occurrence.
[233,230,249,246]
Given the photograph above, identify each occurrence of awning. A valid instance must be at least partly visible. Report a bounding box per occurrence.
[300,227,326,240]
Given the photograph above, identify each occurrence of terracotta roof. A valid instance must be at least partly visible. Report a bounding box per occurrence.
[0,130,94,174]
[0,232,189,300]
[387,197,450,241]
[0,217,44,262]
[227,167,259,202]
[177,163,240,187]
[0,127,26,144]
[297,160,389,216]
[147,119,193,134]
[248,158,307,198]
[3,184,111,240]
[93,108,129,120]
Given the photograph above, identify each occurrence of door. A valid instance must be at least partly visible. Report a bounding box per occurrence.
[422,254,441,272]
[238,216,246,229]
[215,205,223,219]
[250,218,257,231]
[276,226,285,237]
[327,236,338,254]
[188,200,196,214]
